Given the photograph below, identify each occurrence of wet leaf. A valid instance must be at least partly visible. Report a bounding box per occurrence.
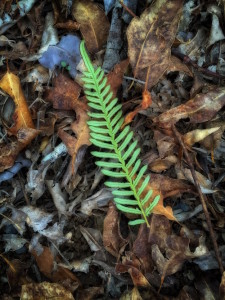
[72,0,110,53]
[127,0,183,89]
[0,71,35,135]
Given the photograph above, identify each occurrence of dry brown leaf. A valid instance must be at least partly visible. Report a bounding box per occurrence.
[72,0,110,53]
[115,253,150,287]
[167,55,193,77]
[6,259,30,290]
[150,173,194,198]
[149,215,208,284]
[133,224,154,273]
[58,106,91,165]
[127,0,183,89]
[76,286,104,300]
[103,201,128,257]
[21,282,74,300]
[45,73,86,111]
[0,127,40,172]
[0,71,35,135]
[107,59,129,98]
[31,247,80,293]
[154,87,225,128]
[148,155,178,172]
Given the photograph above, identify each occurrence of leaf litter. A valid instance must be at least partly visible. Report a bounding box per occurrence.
[0,0,225,299]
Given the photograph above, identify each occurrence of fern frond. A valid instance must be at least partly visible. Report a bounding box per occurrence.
[80,40,160,227]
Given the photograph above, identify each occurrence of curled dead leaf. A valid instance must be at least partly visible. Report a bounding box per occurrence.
[0,71,35,135]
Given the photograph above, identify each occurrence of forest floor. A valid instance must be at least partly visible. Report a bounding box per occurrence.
[0,0,225,299]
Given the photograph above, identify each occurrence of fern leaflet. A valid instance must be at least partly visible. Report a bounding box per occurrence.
[80,40,160,227]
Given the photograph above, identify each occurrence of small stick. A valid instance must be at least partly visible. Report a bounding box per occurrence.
[172,124,224,275]
[172,48,225,79]
[119,0,137,18]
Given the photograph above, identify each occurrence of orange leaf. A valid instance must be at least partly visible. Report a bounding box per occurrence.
[123,89,152,127]
[0,71,35,135]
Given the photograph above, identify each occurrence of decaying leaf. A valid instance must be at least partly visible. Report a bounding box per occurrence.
[0,0,37,35]
[103,201,128,257]
[115,253,150,287]
[72,0,110,53]
[45,73,84,111]
[106,59,129,98]
[0,71,35,135]
[58,106,91,167]
[133,224,154,273]
[127,0,183,89]
[31,247,80,293]
[148,155,178,173]
[0,128,40,172]
[154,87,225,128]
[176,167,216,194]
[148,215,208,282]
[21,282,74,300]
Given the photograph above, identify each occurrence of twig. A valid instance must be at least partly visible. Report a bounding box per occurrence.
[172,124,224,275]
[119,0,137,18]
[172,48,225,79]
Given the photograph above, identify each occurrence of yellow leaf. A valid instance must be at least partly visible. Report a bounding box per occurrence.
[0,71,34,135]
[184,127,220,146]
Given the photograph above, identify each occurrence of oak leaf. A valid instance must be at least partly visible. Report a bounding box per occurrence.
[127,0,183,89]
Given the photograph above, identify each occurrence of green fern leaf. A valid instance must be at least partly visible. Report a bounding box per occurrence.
[80,40,160,227]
